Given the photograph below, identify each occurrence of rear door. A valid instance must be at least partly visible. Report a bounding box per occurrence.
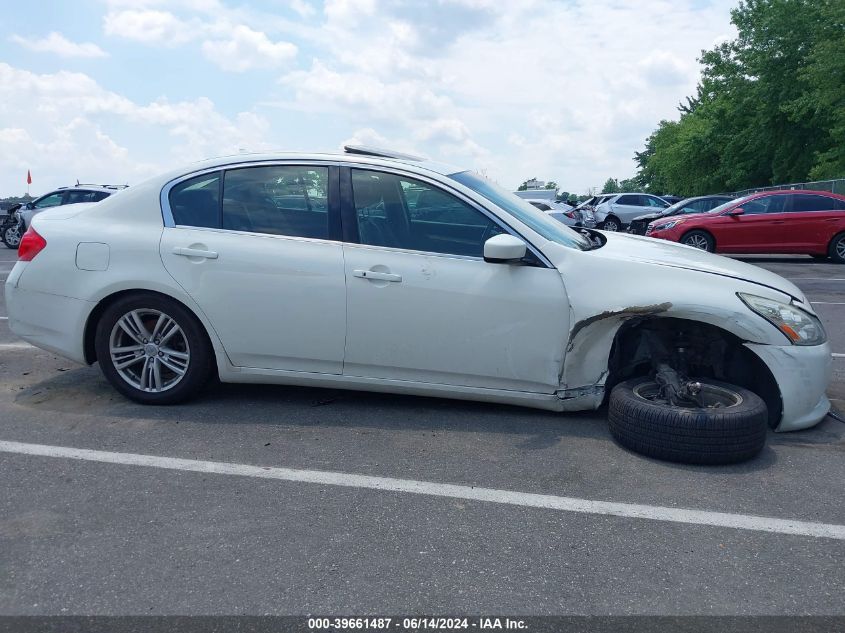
[785,193,844,252]
[159,163,347,373]
[608,194,643,224]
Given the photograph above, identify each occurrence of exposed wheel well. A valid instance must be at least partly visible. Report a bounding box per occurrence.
[83,289,215,367]
[605,317,782,428]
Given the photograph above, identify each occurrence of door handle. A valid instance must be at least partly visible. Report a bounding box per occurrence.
[353,269,402,282]
[172,247,218,259]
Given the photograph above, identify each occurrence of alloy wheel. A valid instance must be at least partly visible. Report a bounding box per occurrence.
[837,237,845,260]
[685,234,710,250]
[4,225,21,247]
[109,309,190,393]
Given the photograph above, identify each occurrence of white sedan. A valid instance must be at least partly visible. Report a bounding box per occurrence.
[5,147,832,464]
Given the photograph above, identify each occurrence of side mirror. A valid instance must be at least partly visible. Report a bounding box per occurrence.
[484,234,527,264]
[728,207,744,216]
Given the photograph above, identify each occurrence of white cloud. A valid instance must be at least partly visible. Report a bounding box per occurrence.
[201,25,297,72]
[9,32,108,58]
[0,62,273,193]
[103,9,196,45]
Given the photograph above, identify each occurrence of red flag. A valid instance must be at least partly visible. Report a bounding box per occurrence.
[26,170,32,185]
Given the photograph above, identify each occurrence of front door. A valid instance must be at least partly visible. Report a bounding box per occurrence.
[159,164,347,373]
[341,167,569,393]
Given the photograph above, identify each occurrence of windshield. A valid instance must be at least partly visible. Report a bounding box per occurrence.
[449,171,592,251]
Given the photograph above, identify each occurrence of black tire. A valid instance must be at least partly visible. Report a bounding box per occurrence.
[828,232,845,264]
[95,293,213,404]
[608,377,767,465]
[681,230,715,252]
[3,224,21,249]
[601,216,622,232]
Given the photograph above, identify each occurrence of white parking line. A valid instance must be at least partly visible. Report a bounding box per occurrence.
[1,439,844,541]
[812,302,845,306]
[833,353,845,359]
[0,316,7,320]
[0,342,32,349]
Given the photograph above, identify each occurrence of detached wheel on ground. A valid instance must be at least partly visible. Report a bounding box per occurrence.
[94,293,214,404]
[608,377,768,465]
[829,232,845,264]
[681,230,715,252]
[601,216,622,232]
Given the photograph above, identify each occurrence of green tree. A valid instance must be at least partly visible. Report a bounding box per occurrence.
[634,0,844,195]
[517,178,536,191]
[601,178,620,194]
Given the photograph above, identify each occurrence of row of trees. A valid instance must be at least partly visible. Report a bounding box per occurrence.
[632,0,844,197]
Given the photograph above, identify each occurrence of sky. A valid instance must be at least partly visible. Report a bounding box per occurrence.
[0,0,737,197]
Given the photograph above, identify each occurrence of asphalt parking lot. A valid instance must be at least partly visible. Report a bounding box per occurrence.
[0,247,844,615]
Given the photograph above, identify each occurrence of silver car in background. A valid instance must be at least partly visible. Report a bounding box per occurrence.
[593,193,669,231]
[527,199,596,228]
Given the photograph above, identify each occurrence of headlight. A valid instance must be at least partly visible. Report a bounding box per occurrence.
[738,293,827,345]
[653,219,684,231]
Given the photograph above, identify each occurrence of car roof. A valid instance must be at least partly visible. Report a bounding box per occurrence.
[161,148,465,182]
[742,189,845,200]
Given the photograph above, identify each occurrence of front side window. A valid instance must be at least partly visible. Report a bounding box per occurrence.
[791,194,835,213]
[645,196,668,208]
[169,172,220,228]
[736,195,787,215]
[33,192,64,209]
[351,169,501,257]
[223,165,328,239]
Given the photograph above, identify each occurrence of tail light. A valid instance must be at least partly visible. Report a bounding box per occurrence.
[18,227,47,261]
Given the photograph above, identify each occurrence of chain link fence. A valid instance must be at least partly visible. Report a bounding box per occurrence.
[729,178,845,197]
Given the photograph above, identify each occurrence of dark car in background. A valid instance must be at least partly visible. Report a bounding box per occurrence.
[628,195,735,235]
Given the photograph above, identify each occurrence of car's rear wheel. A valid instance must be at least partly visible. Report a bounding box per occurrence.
[608,377,767,465]
[3,224,21,249]
[829,232,845,264]
[601,216,622,232]
[95,294,213,404]
[681,230,715,252]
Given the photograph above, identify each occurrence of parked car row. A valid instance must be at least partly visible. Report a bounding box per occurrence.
[2,184,127,248]
[646,190,845,263]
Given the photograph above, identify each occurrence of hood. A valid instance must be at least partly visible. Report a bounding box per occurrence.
[632,211,664,222]
[594,231,803,300]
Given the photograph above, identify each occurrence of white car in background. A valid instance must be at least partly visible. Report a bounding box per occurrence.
[5,147,831,465]
[593,193,670,231]
[527,199,596,228]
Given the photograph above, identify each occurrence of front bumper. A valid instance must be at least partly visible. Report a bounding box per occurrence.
[745,341,832,431]
[5,275,93,364]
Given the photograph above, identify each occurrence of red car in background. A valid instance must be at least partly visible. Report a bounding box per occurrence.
[646,190,845,263]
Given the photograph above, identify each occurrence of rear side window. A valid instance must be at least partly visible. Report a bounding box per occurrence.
[791,194,836,212]
[169,172,221,228]
[644,196,668,208]
[616,194,640,206]
[222,165,329,239]
[65,190,109,204]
